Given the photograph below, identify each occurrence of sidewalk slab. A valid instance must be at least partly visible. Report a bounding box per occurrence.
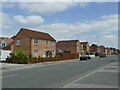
[0,59,79,72]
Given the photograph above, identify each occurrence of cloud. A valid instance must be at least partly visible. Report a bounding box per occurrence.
[1,12,19,36]
[1,11,118,48]
[2,2,90,14]
[2,12,17,30]
[18,2,89,14]
[37,14,117,39]
[2,2,16,8]
[33,14,117,48]
[2,1,89,14]
[100,35,118,48]
[1,12,44,37]
[14,15,44,25]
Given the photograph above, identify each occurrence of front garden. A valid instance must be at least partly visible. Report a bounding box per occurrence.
[6,51,61,64]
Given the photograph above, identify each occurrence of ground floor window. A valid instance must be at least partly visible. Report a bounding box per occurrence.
[51,50,54,57]
[64,51,71,53]
[34,50,38,57]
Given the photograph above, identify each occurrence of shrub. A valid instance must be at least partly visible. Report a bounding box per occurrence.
[37,56,41,62]
[15,51,28,59]
[49,53,52,58]
[28,54,33,59]
[9,53,17,59]
[56,54,61,60]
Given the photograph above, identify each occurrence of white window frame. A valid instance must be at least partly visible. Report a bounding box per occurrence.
[34,50,38,57]
[81,45,83,50]
[51,50,54,57]
[16,39,21,46]
[1,41,6,47]
[34,39,38,44]
[46,40,48,45]
[52,42,55,46]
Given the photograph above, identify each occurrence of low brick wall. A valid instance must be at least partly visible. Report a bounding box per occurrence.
[41,53,79,61]
[40,57,56,62]
[5,53,79,64]
[61,53,79,60]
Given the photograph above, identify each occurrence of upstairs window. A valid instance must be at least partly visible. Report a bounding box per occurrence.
[34,39,38,44]
[46,41,48,45]
[2,42,6,47]
[16,39,21,46]
[81,45,83,50]
[52,42,55,46]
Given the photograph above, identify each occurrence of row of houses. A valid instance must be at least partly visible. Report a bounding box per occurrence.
[0,28,119,59]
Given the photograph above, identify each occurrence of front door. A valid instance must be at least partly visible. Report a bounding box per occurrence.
[46,51,49,58]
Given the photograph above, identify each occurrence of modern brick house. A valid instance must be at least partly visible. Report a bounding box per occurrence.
[0,37,13,50]
[110,47,114,54]
[14,28,56,58]
[56,40,81,55]
[105,47,110,55]
[80,42,90,55]
[90,44,99,54]
[98,45,105,53]
[3,36,16,52]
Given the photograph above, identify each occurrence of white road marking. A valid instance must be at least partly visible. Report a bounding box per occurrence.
[38,68,50,71]
[38,66,60,71]
[63,70,98,88]
[0,74,18,79]
[63,62,117,88]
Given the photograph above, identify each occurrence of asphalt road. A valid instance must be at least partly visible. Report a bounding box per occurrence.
[1,55,119,88]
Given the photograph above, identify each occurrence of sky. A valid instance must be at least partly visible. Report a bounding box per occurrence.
[0,1,119,48]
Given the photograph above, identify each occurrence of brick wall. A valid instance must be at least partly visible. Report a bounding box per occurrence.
[31,39,56,57]
[14,30,31,55]
[61,53,79,60]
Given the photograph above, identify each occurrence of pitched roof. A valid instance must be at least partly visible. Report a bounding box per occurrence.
[0,37,13,43]
[90,44,98,48]
[99,45,105,48]
[19,28,56,41]
[10,35,16,40]
[56,40,79,46]
[80,42,88,45]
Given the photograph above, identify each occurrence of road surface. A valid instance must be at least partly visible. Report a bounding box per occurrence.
[1,55,119,88]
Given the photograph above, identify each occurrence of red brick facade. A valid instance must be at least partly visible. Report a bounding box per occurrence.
[56,40,81,56]
[14,28,56,58]
[80,42,90,55]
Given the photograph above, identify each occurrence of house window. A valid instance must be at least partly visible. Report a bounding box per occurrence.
[81,45,83,50]
[2,42,6,47]
[34,50,38,57]
[46,41,48,45]
[52,42,55,46]
[51,50,54,56]
[34,39,38,44]
[64,51,71,53]
[16,39,21,46]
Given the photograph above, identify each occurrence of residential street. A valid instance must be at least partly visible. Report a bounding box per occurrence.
[1,55,119,88]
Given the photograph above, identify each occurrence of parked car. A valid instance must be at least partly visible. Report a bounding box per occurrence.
[80,55,91,60]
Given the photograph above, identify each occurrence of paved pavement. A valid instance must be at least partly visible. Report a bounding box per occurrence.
[0,59,79,72]
[1,55,119,88]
